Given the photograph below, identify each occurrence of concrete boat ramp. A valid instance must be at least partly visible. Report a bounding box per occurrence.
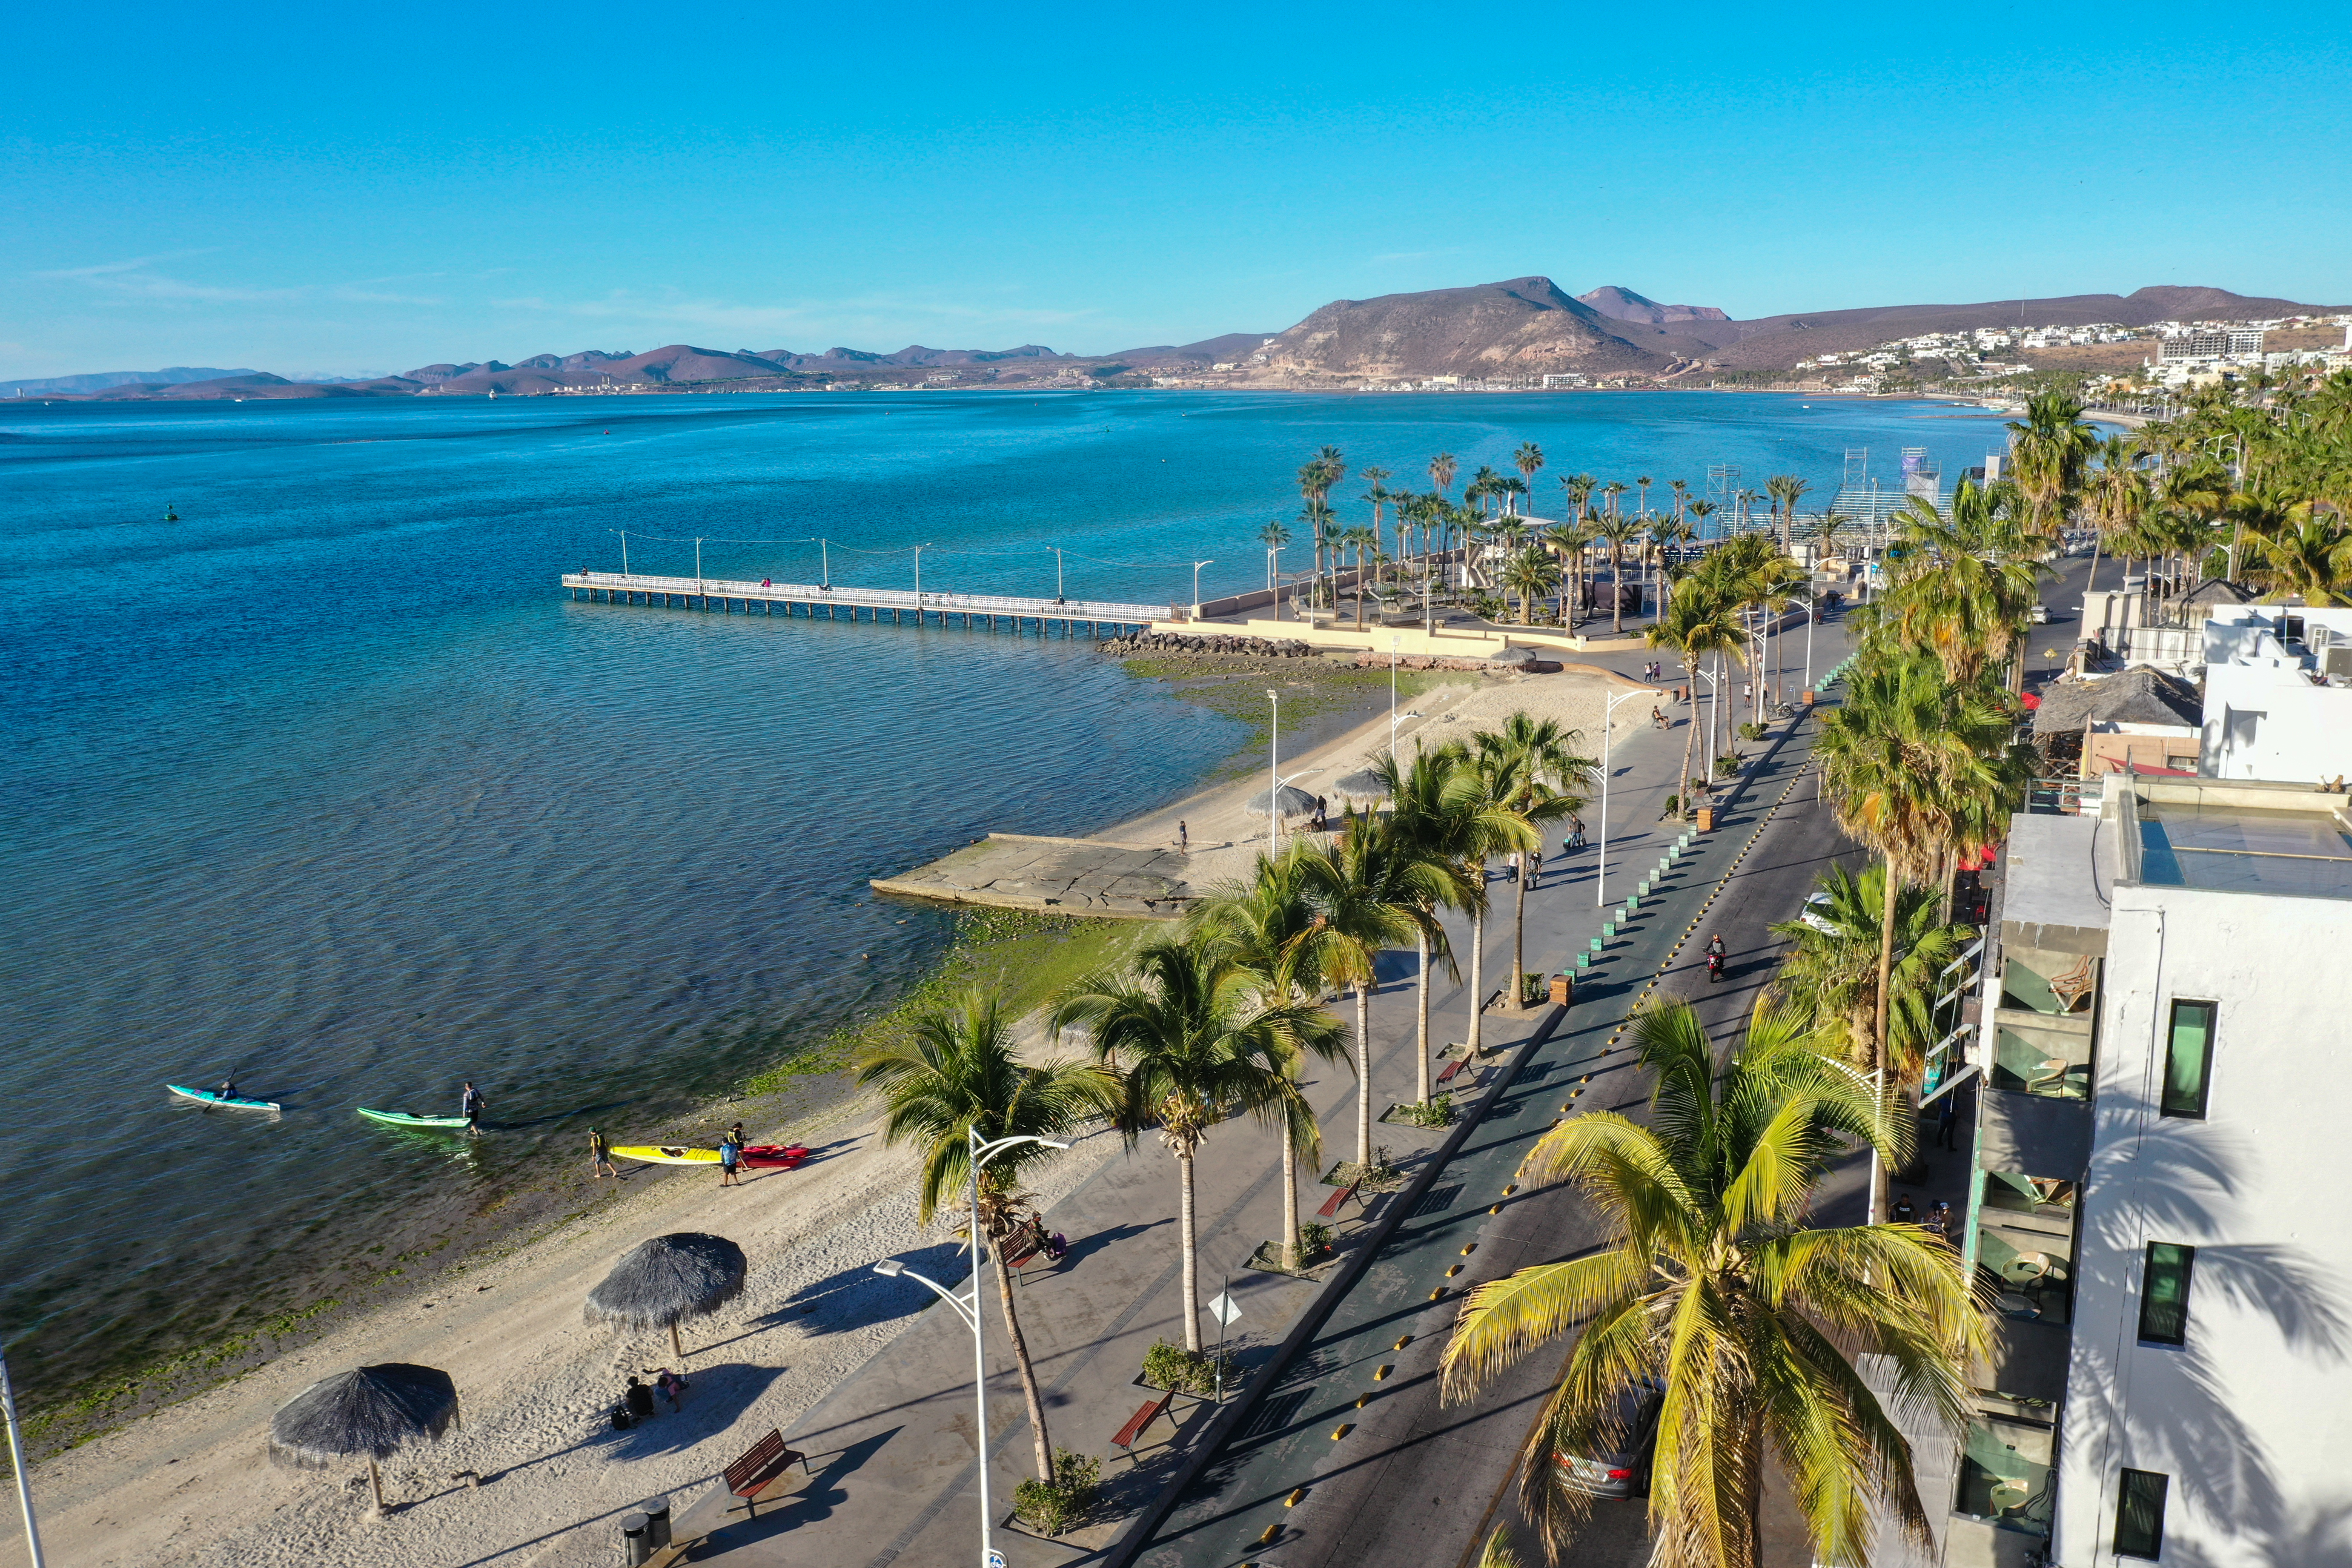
[870,832,1199,918]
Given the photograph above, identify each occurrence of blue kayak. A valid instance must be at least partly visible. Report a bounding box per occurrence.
[168,1083,282,1114]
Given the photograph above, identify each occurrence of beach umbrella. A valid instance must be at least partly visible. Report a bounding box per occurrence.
[1331,769,1389,799]
[1486,646,1539,668]
[269,1362,460,1515]
[1247,784,1317,816]
[583,1232,747,1361]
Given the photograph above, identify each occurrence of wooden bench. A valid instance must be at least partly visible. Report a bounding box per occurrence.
[723,1427,810,1517]
[1002,1222,1062,1286]
[1435,1056,1468,1088]
[1110,1392,1171,1464]
[1314,1179,1363,1221]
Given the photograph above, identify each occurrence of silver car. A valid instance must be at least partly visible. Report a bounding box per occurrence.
[1552,1380,1664,1500]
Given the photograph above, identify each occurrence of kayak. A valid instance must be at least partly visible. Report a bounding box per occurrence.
[168,1083,281,1114]
[742,1144,810,1170]
[610,1145,720,1165]
[357,1107,474,1130]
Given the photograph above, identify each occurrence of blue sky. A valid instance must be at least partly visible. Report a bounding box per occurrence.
[5,0,2347,379]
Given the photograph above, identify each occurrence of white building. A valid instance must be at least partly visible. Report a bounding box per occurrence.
[2199,605,2352,782]
[1921,778,2352,1567]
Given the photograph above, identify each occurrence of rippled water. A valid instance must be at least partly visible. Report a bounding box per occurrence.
[0,388,2010,1399]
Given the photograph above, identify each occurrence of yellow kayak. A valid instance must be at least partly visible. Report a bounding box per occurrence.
[609,1144,721,1166]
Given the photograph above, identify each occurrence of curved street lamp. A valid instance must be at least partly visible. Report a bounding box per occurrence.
[873,1128,1070,1568]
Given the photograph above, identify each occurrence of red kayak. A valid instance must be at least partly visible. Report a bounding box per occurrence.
[741,1143,810,1170]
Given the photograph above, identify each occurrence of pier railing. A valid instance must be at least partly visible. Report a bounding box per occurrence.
[562,572,1173,629]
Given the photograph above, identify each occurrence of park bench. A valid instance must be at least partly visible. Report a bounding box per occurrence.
[1110,1392,1172,1464]
[1314,1179,1363,1222]
[1001,1219,1065,1286]
[1434,1056,1469,1088]
[723,1428,810,1517]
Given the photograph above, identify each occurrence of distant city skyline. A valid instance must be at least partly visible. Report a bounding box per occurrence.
[5,0,2348,379]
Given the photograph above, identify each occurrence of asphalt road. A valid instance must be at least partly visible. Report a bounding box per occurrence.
[1133,700,1864,1568]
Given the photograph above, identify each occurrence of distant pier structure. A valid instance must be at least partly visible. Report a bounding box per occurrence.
[561,572,1172,638]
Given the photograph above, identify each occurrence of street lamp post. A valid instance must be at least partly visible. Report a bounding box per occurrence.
[695,536,705,599]
[1193,560,1214,614]
[873,1128,1070,1568]
[821,537,830,589]
[1595,687,1651,908]
[1050,546,1065,603]
[1373,639,1392,756]
[1267,689,1280,846]
[1,1341,45,1568]
[915,544,927,603]
[619,529,629,575]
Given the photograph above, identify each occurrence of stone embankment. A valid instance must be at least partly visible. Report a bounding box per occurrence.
[1104,629,1540,672]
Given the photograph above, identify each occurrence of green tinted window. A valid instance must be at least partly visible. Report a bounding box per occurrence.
[2116,1468,2168,1559]
[2162,1000,2215,1118]
[2138,1243,2194,1345]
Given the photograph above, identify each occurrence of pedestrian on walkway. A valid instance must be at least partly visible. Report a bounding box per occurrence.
[1892,1192,1918,1224]
[718,1133,743,1187]
[1178,819,1188,850]
[589,1127,618,1179]
[1936,1093,1961,1150]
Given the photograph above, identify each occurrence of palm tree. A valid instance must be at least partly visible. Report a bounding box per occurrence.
[2006,391,2098,545]
[1502,545,1562,624]
[2246,507,2352,604]
[1053,938,1338,1351]
[1768,862,1978,1078]
[1634,475,1653,520]
[1596,514,1643,634]
[1646,580,1748,816]
[1258,520,1291,594]
[1299,498,1336,611]
[1431,451,1459,500]
[1514,442,1545,511]
[1370,747,1477,1103]
[2080,434,2148,595]
[1441,998,1986,1567]
[1297,818,1445,1166]
[1814,650,2026,1217]
[859,989,1122,1482]
[1767,474,1812,551]
[1184,849,1356,1271]
[1475,714,1594,1002]
[1361,465,1393,558]
[1600,479,1628,526]
[1873,480,2044,688]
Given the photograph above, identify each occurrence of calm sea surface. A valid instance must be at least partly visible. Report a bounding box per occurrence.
[0,389,2012,1398]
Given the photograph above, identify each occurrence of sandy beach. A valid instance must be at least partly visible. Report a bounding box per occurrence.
[8,661,1656,1568]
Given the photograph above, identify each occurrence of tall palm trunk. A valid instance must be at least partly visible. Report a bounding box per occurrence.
[2085,534,2104,596]
[1511,857,1529,1005]
[1280,1131,1300,1274]
[1611,544,1625,634]
[1354,983,1373,1169]
[1177,1146,1202,1351]
[1678,658,1701,819]
[1465,903,1488,1053]
[1415,925,1433,1103]
[989,1231,1055,1481]
[1870,860,1900,1226]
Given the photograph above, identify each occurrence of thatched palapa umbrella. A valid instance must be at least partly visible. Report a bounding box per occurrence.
[270,1362,460,1515]
[1248,783,1317,816]
[584,1232,747,1362]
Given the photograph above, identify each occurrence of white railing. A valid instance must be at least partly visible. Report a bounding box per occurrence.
[565,572,1170,621]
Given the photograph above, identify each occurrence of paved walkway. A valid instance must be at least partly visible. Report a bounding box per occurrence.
[658,610,1860,1568]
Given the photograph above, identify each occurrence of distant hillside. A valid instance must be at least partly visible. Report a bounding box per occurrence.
[41,280,2347,401]
[1259,277,1663,380]
[2,366,255,396]
[1577,286,1729,325]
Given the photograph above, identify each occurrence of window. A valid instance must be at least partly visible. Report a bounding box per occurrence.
[2116,1468,2169,1559]
[2162,1000,2216,1118]
[2138,1244,2195,1345]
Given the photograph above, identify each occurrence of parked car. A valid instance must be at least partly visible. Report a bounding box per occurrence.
[1552,1378,1664,1500]
[1797,891,1839,934]
[2029,603,2051,624]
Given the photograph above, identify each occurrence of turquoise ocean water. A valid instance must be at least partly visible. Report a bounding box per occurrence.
[0,389,2012,1399]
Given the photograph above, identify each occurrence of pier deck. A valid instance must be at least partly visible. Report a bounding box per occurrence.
[561,572,1170,635]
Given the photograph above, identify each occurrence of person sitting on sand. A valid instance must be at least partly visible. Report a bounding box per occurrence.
[624,1376,655,1421]
[651,1368,688,1410]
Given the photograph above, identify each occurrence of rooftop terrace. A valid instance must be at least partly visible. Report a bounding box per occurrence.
[2119,780,2352,902]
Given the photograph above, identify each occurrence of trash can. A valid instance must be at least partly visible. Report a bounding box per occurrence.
[1549,973,1572,1007]
[637,1497,672,1552]
[620,1511,651,1567]
[1695,807,1715,833]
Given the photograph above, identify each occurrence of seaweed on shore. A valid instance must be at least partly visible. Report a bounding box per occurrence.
[1117,655,1469,778]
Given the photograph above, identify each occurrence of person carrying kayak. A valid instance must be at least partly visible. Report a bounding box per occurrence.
[461,1081,486,1134]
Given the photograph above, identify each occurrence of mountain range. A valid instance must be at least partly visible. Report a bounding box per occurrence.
[21,283,2342,402]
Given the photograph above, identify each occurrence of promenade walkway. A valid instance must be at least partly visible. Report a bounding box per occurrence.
[659,615,1861,1568]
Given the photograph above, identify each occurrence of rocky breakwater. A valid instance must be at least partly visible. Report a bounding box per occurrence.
[1104,630,1323,658]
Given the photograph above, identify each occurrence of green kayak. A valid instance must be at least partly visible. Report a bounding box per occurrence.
[168,1083,282,1114]
[357,1107,473,1130]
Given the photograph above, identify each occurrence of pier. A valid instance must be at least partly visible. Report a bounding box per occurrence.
[560,571,1172,637]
